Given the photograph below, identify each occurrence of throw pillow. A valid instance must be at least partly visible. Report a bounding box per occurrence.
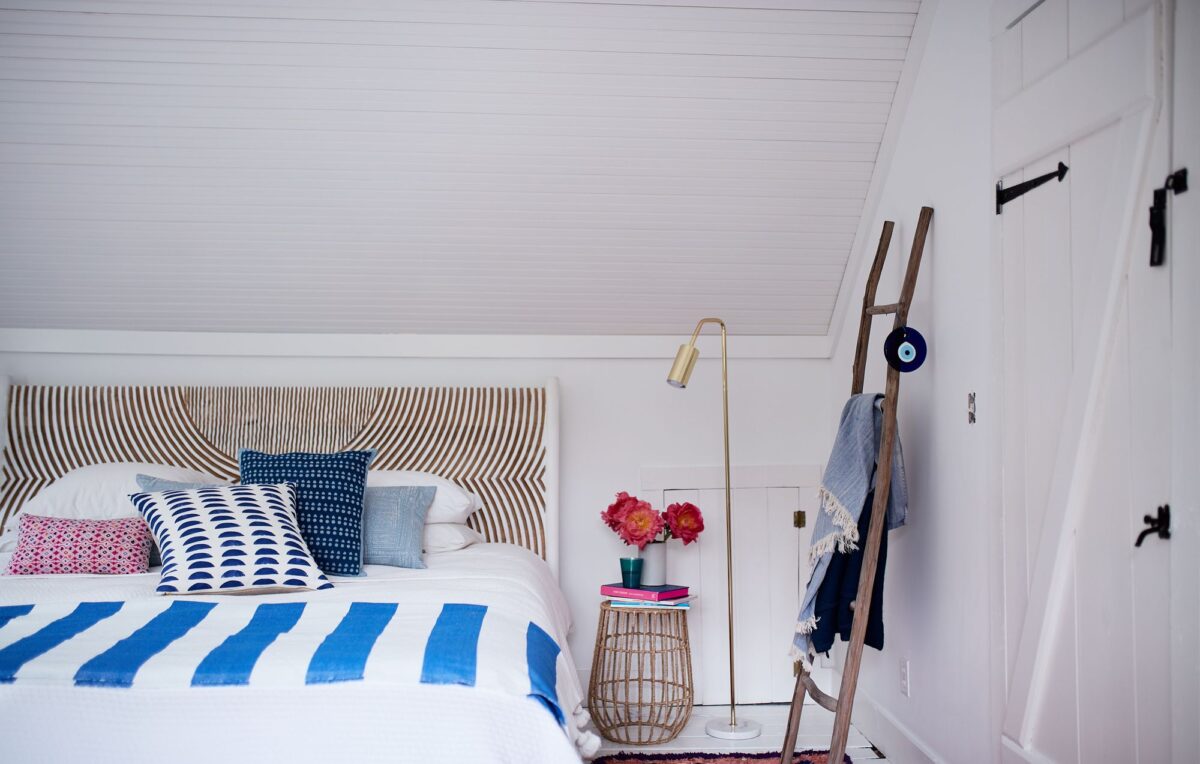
[238,449,374,576]
[129,483,332,595]
[362,486,437,569]
[5,515,152,575]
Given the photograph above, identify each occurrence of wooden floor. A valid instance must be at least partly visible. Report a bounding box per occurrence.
[594,703,886,761]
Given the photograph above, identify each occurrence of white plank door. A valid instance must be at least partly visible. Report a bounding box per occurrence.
[993,4,1179,761]
[659,480,822,705]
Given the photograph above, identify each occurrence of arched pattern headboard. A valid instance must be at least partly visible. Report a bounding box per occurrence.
[0,380,561,577]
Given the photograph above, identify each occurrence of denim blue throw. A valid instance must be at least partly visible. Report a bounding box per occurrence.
[793,394,907,667]
[238,449,375,576]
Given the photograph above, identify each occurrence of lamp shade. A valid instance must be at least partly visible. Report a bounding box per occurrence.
[666,344,699,388]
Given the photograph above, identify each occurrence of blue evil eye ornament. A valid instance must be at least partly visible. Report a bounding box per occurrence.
[883,326,927,372]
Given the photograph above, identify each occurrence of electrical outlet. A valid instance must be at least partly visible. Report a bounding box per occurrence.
[900,659,911,697]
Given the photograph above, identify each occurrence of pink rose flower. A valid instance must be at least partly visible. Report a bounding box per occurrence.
[618,499,665,550]
[665,502,705,545]
[601,491,639,531]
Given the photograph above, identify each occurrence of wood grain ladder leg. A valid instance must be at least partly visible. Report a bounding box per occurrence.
[830,207,933,762]
[852,221,894,396]
[829,418,895,761]
[780,669,809,764]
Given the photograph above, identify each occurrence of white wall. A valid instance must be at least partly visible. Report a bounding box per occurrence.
[0,347,833,686]
[826,1,996,762]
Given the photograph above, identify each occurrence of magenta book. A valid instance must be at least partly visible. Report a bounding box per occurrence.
[600,583,689,601]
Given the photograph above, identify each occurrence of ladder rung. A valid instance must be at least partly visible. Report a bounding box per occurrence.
[865,303,901,315]
[801,674,839,713]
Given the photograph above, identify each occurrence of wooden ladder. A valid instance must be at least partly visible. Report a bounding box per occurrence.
[781,206,933,764]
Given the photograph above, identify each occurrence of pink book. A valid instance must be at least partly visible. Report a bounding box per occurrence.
[600,583,689,601]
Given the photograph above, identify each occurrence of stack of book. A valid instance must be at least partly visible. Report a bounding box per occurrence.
[600,583,692,609]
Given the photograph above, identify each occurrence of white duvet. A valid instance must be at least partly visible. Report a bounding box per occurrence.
[0,544,597,764]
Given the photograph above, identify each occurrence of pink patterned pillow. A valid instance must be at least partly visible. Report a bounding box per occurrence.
[5,514,152,575]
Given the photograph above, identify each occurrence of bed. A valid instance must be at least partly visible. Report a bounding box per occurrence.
[0,381,597,763]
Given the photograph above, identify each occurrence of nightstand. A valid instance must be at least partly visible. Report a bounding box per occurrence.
[587,600,694,745]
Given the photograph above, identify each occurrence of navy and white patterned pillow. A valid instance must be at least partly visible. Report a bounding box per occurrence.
[238,449,375,576]
[130,483,332,595]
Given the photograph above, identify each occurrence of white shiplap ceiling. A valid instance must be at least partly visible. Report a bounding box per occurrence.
[0,0,920,335]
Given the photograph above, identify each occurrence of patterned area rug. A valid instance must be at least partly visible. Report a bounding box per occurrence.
[593,752,850,764]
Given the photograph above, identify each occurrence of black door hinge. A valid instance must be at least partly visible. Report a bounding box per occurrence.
[1135,504,1171,547]
[1150,168,1188,266]
[996,162,1069,214]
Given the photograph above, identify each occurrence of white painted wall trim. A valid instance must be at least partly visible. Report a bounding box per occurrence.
[826,0,938,356]
[640,464,822,492]
[850,692,942,764]
[0,329,832,361]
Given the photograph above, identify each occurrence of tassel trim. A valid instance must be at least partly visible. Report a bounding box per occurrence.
[808,487,860,565]
[794,614,818,635]
[788,641,816,673]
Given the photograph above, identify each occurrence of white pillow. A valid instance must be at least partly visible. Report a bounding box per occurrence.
[423,523,485,554]
[366,470,480,524]
[0,462,227,552]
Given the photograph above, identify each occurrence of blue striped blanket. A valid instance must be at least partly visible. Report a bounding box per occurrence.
[0,599,565,725]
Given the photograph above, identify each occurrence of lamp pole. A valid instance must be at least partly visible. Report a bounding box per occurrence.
[667,318,761,740]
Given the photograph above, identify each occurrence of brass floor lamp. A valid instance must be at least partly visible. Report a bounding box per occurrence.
[667,317,762,740]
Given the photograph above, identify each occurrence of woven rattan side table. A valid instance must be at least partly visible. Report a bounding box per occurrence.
[587,600,694,745]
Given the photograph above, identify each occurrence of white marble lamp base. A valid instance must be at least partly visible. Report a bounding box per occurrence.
[705,716,763,740]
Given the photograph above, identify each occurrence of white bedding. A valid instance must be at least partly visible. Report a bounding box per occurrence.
[0,544,597,763]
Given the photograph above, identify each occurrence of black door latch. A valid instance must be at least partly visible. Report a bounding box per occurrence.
[1135,504,1171,547]
[1150,168,1188,266]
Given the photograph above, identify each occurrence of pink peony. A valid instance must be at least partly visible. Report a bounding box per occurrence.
[601,491,639,531]
[665,502,705,545]
[617,499,665,550]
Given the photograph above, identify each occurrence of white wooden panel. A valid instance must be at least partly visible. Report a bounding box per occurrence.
[1000,167,1028,676]
[993,24,1023,104]
[686,486,733,705]
[1019,150,1071,560]
[766,486,803,701]
[1019,0,1068,85]
[1031,567,1078,763]
[1067,0,1125,54]
[731,487,773,703]
[993,10,1154,175]
[663,475,814,706]
[662,488,706,701]
[1074,310,1136,764]
[0,0,921,336]
[1068,125,1121,356]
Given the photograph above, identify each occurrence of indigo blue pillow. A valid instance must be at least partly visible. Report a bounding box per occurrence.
[238,449,374,576]
[362,486,437,569]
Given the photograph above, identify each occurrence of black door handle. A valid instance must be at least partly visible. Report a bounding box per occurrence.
[1135,504,1171,547]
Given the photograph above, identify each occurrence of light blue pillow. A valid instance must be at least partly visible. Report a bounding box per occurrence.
[136,474,220,493]
[362,486,437,569]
